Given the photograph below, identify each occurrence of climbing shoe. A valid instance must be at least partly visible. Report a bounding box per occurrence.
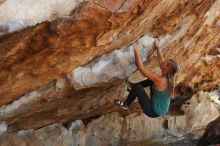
[114,99,128,110]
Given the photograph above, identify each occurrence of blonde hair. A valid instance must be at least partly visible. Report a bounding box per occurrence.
[166,59,179,98]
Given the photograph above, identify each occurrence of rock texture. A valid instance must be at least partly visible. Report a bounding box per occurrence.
[0,0,220,134]
[0,0,157,105]
[0,93,219,146]
[0,91,219,146]
[0,123,73,146]
[197,116,220,146]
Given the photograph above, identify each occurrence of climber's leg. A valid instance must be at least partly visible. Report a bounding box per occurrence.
[136,79,154,88]
[136,79,154,96]
[124,84,159,118]
[127,79,153,96]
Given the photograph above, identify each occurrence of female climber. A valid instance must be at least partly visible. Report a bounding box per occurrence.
[114,41,179,118]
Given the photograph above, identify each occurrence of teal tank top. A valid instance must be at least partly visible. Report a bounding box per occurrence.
[152,84,170,116]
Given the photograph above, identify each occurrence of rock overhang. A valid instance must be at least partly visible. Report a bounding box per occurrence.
[0,0,220,131]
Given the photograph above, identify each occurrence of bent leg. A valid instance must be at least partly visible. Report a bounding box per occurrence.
[136,79,154,88]
[124,84,159,118]
[124,84,140,106]
[127,79,153,93]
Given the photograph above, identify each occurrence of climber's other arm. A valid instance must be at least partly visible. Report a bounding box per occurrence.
[133,42,161,82]
[153,41,166,68]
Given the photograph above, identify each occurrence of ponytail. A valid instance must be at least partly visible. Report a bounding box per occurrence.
[167,59,180,99]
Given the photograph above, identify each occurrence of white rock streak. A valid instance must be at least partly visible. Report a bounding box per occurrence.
[0,34,173,117]
[0,122,7,135]
[0,0,84,34]
[67,35,155,90]
[181,92,220,134]
[0,83,53,117]
[0,35,156,118]
[204,0,220,25]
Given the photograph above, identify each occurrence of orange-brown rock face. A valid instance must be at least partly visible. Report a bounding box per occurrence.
[0,0,156,105]
[0,0,220,131]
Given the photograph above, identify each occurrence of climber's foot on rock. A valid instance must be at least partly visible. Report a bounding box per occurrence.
[114,99,128,110]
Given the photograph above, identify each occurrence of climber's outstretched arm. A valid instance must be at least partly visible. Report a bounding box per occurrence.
[133,43,160,82]
[153,41,166,66]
